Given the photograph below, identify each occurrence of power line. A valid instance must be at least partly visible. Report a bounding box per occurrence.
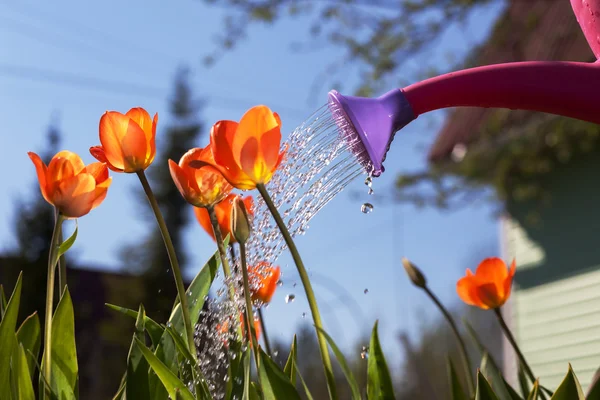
[0,63,311,118]
[0,2,180,64]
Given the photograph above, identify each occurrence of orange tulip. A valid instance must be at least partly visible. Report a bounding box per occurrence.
[90,107,157,173]
[208,105,286,190]
[169,146,233,208]
[194,193,254,243]
[456,257,516,310]
[249,262,281,304]
[28,151,112,218]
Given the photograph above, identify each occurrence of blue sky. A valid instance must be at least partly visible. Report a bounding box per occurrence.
[0,0,505,365]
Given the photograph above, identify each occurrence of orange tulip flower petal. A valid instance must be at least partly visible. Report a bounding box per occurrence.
[28,152,51,203]
[249,262,281,304]
[28,151,112,218]
[194,194,255,244]
[208,106,285,189]
[456,257,516,310]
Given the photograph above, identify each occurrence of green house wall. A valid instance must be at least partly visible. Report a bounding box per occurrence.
[502,150,600,390]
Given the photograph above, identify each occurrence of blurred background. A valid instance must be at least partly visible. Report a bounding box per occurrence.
[2,0,599,398]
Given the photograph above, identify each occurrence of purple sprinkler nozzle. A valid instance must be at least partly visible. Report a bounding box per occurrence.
[328,88,415,177]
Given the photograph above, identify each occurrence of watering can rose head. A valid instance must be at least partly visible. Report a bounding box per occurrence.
[249,262,281,305]
[457,257,516,310]
[194,193,254,244]
[200,105,287,190]
[28,151,112,218]
[90,107,157,173]
[169,146,233,208]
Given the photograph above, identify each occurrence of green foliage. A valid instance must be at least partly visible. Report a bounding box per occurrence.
[0,273,22,396]
[480,352,513,400]
[367,321,395,400]
[587,368,600,399]
[283,334,297,386]
[47,287,78,399]
[476,371,500,400]
[258,347,301,400]
[134,338,195,400]
[447,358,469,400]
[57,222,77,258]
[316,327,361,400]
[13,343,36,400]
[16,312,41,377]
[551,365,585,400]
[125,305,150,400]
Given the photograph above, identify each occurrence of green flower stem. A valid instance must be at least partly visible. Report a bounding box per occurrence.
[257,308,272,357]
[43,212,65,398]
[207,206,237,304]
[239,242,260,370]
[136,171,195,359]
[257,183,337,399]
[56,209,67,293]
[423,286,475,397]
[494,308,548,400]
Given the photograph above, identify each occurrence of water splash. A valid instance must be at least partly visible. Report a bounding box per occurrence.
[243,103,368,269]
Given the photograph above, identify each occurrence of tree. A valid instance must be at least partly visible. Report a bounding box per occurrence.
[201,0,496,96]
[120,67,204,322]
[1,117,61,322]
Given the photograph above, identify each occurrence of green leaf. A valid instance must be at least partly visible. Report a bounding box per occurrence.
[551,364,585,400]
[518,363,531,398]
[367,321,396,400]
[149,250,220,400]
[527,380,539,400]
[226,342,246,400]
[294,359,315,400]
[283,335,297,386]
[16,312,41,377]
[505,379,524,400]
[586,368,600,399]
[0,273,22,395]
[46,287,78,399]
[134,338,195,400]
[258,347,301,400]
[481,352,513,400]
[13,343,35,400]
[316,327,361,400]
[249,381,262,400]
[126,305,150,400]
[0,285,7,319]
[105,304,164,348]
[476,370,500,400]
[57,222,78,257]
[164,325,212,399]
[447,358,469,400]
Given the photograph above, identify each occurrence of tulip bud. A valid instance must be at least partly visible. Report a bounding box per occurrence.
[402,257,427,288]
[231,196,251,244]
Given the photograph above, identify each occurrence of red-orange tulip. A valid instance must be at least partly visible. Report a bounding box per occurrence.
[28,151,112,218]
[209,105,286,190]
[194,193,254,243]
[249,262,281,304]
[456,257,516,310]
[169,146,233,208]
[90,107,157,173]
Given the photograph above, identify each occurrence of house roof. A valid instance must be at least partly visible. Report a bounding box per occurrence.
[428,0,595,163]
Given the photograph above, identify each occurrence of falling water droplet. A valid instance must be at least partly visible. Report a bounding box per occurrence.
[285,294,296,303]
[302,312,306,318]
[361,203,374,214]
[277,280,283,287]
[364,288,369,294]
[364,175,372,187]
[368,188,374,195]
[158,289,162,293]
[166,268,170,273]
[273,350,279,357]
[293,283,297,288]
[360,346,369,359]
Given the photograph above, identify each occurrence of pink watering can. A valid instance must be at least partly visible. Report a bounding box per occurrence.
[328,0,600,176]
